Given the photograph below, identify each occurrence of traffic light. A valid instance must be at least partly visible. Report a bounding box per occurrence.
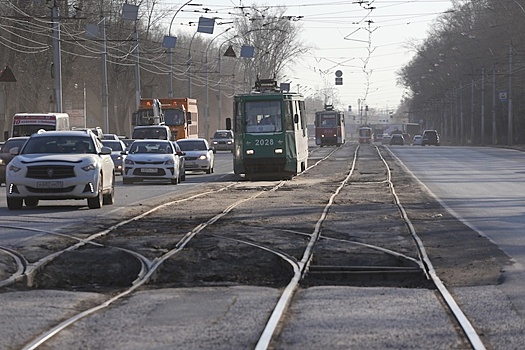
[335,70,343,85]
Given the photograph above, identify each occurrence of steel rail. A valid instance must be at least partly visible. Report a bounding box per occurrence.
[0,246,27,287]
[21,183,287,350]
[255,144,360,349]
[19,146,342,349]
[382,145,486,350]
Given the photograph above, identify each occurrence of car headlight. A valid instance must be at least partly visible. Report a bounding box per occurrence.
[213,141,218,145]
[198,154,207,160]
[227,141,232,145]
[165,158,175,165]
[8,163,21,172]
[0,159,4,166]
[125,159,135,165]
[81,163,97,172]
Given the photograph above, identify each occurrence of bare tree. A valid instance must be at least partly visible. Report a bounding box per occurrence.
[228,5,310,87]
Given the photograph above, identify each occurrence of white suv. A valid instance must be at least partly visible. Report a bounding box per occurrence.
[6,130,115,209]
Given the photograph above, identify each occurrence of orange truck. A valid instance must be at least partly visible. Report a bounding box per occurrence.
[132,98,198,140]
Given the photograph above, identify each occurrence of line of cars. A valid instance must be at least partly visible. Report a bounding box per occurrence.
[1,130,216,210]
[377,130,441,146]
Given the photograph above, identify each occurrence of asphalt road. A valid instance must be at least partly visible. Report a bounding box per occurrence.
[0,151,235,244]
[2,144,525,349]
[389,145,525,315]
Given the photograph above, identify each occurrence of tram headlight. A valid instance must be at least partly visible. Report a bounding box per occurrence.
[274,149,283,154]
[246,149,254,155]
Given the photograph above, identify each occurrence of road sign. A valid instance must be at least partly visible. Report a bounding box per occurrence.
[0,65,16,82]
[499,91,507,102]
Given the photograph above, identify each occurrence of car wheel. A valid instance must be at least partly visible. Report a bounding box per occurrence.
[87,177,103,209]
[206,167,211,174]
[24,198,39,207]
[123,177,133,184]
[103,175,115,205]
[181,171,186,181]
[7,197,23,210]
[170,177,178,184]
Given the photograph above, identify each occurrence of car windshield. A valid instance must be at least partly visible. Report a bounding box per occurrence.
[178,140,207,151]
[1,139,28,153]
[102,140,124,152]
[213,132,231,139]
[132,127,168,140]
[21,136,95,154]
[129,142,172,154]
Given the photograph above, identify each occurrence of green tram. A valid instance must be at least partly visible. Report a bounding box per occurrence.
[232,79,309,180]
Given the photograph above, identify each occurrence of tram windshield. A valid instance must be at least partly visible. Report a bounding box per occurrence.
[320,114,337,127]
[359,127,372,137]
[244,101,282,133]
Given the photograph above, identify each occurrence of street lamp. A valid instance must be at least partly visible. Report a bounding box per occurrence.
[163,1,202,98]
[187,17,216,99]
[204,27,232,140]
[122,4,140,112]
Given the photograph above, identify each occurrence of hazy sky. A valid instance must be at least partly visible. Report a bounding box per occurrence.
[162,0,454,111]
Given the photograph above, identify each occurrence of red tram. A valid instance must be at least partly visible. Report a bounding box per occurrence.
[358,126,373,144]
[314,105,346,146]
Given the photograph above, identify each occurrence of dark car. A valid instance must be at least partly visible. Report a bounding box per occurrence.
[210,130,234,153]
[389,134,405,146]
[121,139,135,151]
[421,130,440,146]
[0,137,29,185]
[102,139,127,174]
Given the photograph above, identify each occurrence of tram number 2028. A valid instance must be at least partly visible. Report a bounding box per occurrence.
[255,138,274,146]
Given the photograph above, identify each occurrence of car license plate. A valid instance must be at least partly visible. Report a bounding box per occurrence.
[37,181,64,189]
[140,168,158,173]
[186,161,195,166]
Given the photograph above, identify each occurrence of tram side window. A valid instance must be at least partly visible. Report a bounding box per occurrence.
[299,100,307,136]
[285,101,294,131]
[234,101,242,132]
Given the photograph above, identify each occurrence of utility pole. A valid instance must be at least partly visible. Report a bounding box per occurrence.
[51,1,63,112]
[508,43,513,145]
[492,65,496,145]
[481,68,485,145]
[101,16,109,132]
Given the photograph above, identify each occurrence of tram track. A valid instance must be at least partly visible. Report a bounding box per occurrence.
[0,142,489,349]
[0,145,339,349]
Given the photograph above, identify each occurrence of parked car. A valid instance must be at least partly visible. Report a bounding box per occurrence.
[389,134,405,146]
[5,130,115,209]
[102,139,127,174]
[210,130,234,153]
[177,138,214,174]
[421,130,440,146]
[0,137,29,185]
[122,139,182,184]
[412,134,422,146]
[171,141,186,182]
[381,134,392,145]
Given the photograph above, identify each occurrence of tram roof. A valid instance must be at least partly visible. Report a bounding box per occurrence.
[234,91,303,99]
